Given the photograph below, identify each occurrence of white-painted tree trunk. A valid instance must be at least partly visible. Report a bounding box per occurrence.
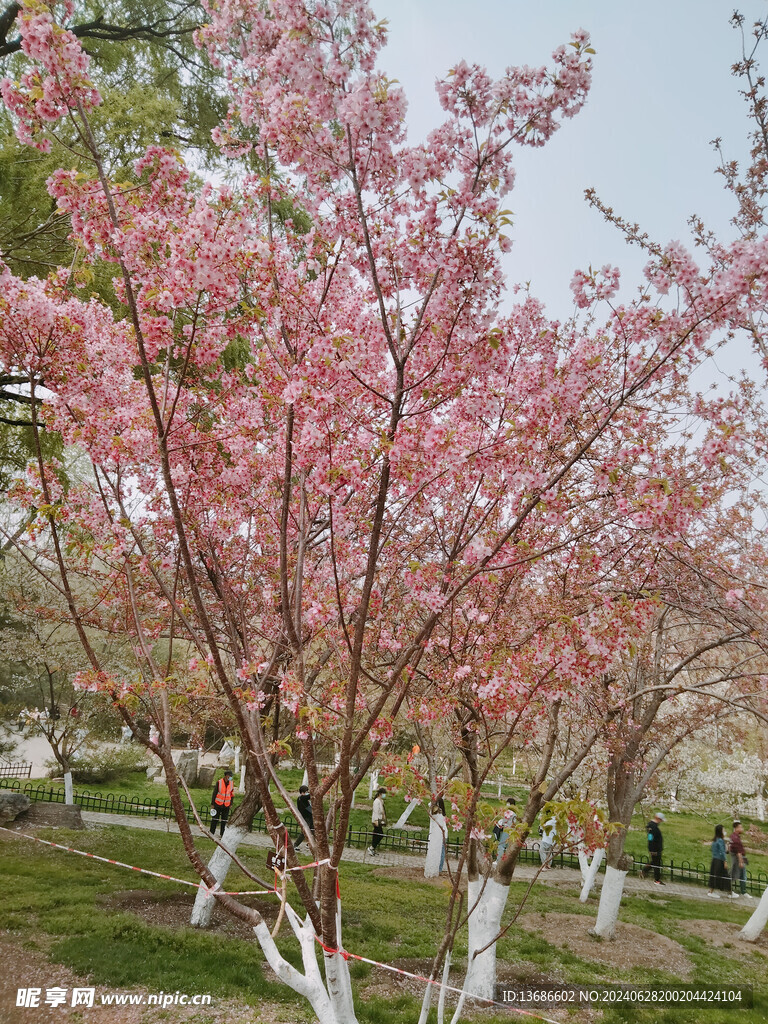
[395,798,419,828]
[368,770,379,798]
[577,845,589,882]
[459,877,509,1003]
[591,864,627,939]
[740,886,768,941]
[324,895,357,1023]
[425,814,446,878]
[249,902,360,1024]
[238,766,246,794]
[579,847,605,902]
[437,950,452,1024]
[190,825,248,927]
[64,771,74,806]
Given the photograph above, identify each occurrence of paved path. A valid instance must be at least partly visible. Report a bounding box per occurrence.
[76,810,749,904]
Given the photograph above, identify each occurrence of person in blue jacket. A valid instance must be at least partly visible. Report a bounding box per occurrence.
[707,824,732,898]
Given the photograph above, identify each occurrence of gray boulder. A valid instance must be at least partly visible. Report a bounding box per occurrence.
[196,765,215,789]
[173,748,199,787]
[18,801,84,829]
[0,792,31,823]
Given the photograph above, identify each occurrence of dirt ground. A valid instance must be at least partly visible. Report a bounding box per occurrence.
[100,888,273,939]
[0,932,301,1024]
[518,912,694,977]
[5,867,748,1024]
[676,917,768,958]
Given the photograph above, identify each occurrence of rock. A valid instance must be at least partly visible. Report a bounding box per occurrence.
[14,801,84,829]
[173,748,199,787]
[196,765,215,789]
[0,792,31,824]
[146,761,163,780]
[218,740,235,765]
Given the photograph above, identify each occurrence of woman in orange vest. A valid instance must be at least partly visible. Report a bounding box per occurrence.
[209,769,235,836]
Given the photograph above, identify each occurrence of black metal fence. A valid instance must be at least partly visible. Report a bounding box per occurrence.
[0,762,32,779]
[2,778,766,895]
[514,844,767,897]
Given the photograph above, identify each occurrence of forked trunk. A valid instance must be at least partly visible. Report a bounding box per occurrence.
[251,903,359,1024]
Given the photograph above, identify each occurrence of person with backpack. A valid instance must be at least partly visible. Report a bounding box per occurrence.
[640,812,665,884]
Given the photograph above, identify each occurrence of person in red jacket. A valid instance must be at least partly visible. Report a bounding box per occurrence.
[729,821,753,899]
[210,769,235,836]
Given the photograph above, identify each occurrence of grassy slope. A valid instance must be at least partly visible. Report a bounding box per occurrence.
[1,822,767,1023]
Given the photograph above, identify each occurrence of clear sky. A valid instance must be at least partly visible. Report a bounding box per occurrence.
[374,0,767,321]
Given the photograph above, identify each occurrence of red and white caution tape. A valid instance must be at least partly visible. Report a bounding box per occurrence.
[0,825,273,896]
[1,826,553,1020]
[286,856,330,871]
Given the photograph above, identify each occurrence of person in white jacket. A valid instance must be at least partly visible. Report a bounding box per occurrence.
[539,816,556,869]
[368,788,387,855]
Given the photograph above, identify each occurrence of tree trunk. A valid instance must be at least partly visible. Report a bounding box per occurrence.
[251,902,360,1024]
[461,877,509,1002]
[591,832,631,938]
[323,896,357,1024]
[425,813,446,878]
[579,847,604,902]
[740,886,768,941]
[191,785,261,927]
[64,770,74,806]
[190,824,249,927]
[591,865,628,939]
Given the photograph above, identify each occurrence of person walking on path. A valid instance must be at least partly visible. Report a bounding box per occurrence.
[294,785,314,850]
[368,788,387,855]
[209,769,235,836]
[539,815,556,869]
[729,820,753,898]
[707,824,732,898]
[640,812,665,884]
[494,797,517,861]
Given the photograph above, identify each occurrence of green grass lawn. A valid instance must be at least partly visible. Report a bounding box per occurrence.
[2,820,768,1023]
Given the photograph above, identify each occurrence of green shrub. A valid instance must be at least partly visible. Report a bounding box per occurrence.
[46,746,149,783]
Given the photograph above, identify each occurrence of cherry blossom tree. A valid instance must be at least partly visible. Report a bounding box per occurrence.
[2,1,767,1019]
